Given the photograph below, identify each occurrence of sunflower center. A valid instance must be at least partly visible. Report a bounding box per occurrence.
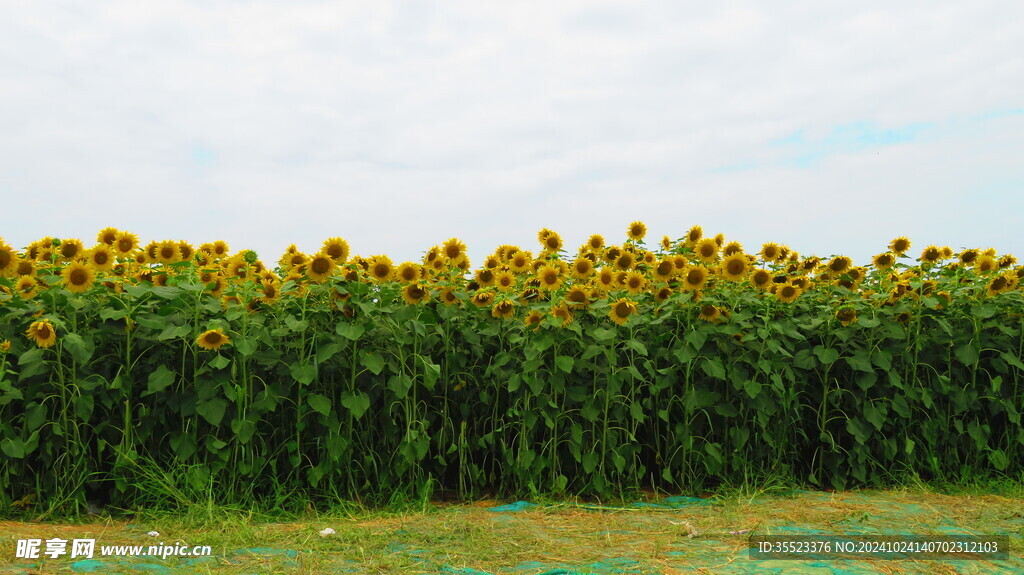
[545,237,560,250]
[307,258,329,275]
[656,262,673,276]
[70,268,88,285]
[61,244,78,258]
[0,251,10,268]
[37,325,51,338]
[727,259,745,275]
[118,239,132,253]
[204,332,222,344]
[327,245,343,258]
[445,245,461,259]
[781,286,796,298]
[686,269,703,284]
[372,264,389,278]
[94,252,109,265]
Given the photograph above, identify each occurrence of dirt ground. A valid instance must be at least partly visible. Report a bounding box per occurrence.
[1,490,1022,574]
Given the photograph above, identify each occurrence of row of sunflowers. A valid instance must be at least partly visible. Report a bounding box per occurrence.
[2,222,1022,352]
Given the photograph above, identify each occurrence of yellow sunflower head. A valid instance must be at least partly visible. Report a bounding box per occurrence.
[15,275,41,299]
[306,252,337,282]
[402,283,431,305]
[565,286,591,308]
[442,238,467,261]
[836,307,858,327]
[542,231,563,253]
[26,319,57,348]
[474,267,496,287]
[609,297,637,326]
[596,267,616,290]
[525,310,544,328]
[96,227,120,246]
[661,235,673,251]
[920,245,942,263]
[681,266,708,291]
[537,265,563,291]
[872,252,895,269]
[155,240,180,264]
[510,251,533,273]
[571,257,595,278]
[494,270,517,292]
[396,262,423,284]
[686,225,703,245]
[439,287,460,306]
[722,241,744,257]
[976,256,998,274]
[588,234,605,251]
[614,251,636,271]
[889,236,911,255]
[720,253,749,281]
[694,238,719,263]
[827,256,852,274]
[550,304,573,326]
[196,328,231,351]
[626,221,647,241]
[491,300,515,319]
[775,283,802,303]
[698,304,721,323]
[322,237,350,263]
[85,245,115,271]
[958,249,979,264]
[368,255,394,283]
[623,270,647,294]
[652,258,675,282]
[653,284,673,303]
[178,241,195,262]
[58,238,84,261]
[0,240,21,277]
[62,261,96,293]
[750,268,772,291]
[472,290,495,307]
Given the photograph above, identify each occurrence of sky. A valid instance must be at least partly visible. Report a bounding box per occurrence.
[2,1,1022,269]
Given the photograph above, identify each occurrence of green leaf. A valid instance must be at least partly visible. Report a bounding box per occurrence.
[588,327,616,343]
[846,350,873,372]
[793,348,818,370]
[62,333,93,363]
[341,391,371,419]
[701,357,726,380]
[582,451,600,473]
[743,379,762,399]
[284,315,308,332]
[555,355,575,373]
[813,346,839,365]
[290,362,317,385]
[316,342,344,363]
[955,343,979,366]
[307,393,332,416]
[208,354,230,369]
[197,398,228,426]
[144,365,176,396]
[233,336,257,357]
[336,323,365,341]
[157,324,191,341]
[361,352,385,375]
[230,418,257,444]
[624,339,648,356]
[629,400,645,422]
[1000,352,1024,370]
[1,438,26,458]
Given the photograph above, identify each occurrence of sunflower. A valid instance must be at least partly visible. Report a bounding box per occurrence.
[608,297,636,325]
[0,240,20,277]
[596,268,617,290]
[474,268,495,287]
[614,251,636,271]
[775,283,802,303]
[622,271,646,294]
[15,259,35,277]
[750,268,772,291]
[26,320,57,348]
[15,276,40,299]
[826,256,852,274]
[494,270,516,292]
[472,290,495,307]
[920,245,942,263]
[525,310,544,327]
[602,246,622,265]
[108,231,136,257]
[395,262,423,284]
[322,237,350,263]
[208,240,229,258]
[154,240,178,265]
[368,255,394,282]
[542,231,563,253]
[86,245,115,271]
[61,261,96,293]
[626,221,647,241]
[510,251,533,273]
[998,254,1017,268]
[224,257,250,280]
[985,274,1012,297]
[652,258,675,282]
[722,241,743,257]
[660,235,673,251]
[698,304,721,323]
[571,257,595,279]
[196,329,231,351]
[719,253,749,281]
[96,227,119,246]
[401,283,430,305]
[694,238,719,263]
[958,249,979,264]
[872,252,895,269]
[58,238,84,261]
[836,307,858,326]
[537,265,563,291]
[889,237,911,255]
[565,286,591,309]
[550,304,573,326]
[976,256,998,273]
[670,255,688,271]
[443,238,467,261]
[585,234,605,251]
[491,300,515,319]
[686,225,703,245]
[305,253,336,282]
[439,287,460,306]
[653,284,673,303]
[681,266,708,291]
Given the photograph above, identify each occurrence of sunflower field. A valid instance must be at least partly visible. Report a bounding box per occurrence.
[1,224,1022,514]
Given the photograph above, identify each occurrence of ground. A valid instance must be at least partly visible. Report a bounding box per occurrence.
[1,489,1022,574]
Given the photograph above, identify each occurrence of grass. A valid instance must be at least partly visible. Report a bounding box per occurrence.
[3,479,1023,574]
